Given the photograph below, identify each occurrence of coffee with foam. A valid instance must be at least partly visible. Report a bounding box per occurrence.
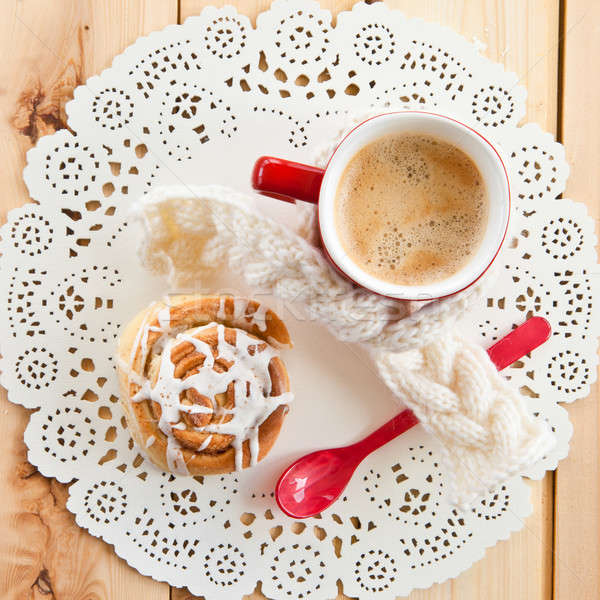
[334,133,488,287]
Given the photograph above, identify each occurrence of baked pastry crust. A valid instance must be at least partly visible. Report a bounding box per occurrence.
[117,294,292,475]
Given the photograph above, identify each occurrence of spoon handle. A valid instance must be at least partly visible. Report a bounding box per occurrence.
[353,409,420,457]
[486,316,551,370]
[353,316,551,460]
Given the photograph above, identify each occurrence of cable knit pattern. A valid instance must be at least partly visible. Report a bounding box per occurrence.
[132,184,555,506]
[375,337,555,508]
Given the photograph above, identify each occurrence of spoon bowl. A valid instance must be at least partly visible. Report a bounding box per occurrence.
[276,448,356,518]
[276,410,419,518]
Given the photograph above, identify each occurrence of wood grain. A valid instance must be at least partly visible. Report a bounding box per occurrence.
[176,1,559,599]
[1,1,592,600]
[554,0,600,598]
[0,2,176,599]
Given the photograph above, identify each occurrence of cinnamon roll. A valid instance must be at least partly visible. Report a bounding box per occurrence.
[117,295,292,475]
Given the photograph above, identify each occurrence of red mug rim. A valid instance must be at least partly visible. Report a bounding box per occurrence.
[316,110,511,302]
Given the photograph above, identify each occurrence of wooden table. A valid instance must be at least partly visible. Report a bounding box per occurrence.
[0,1,597,598]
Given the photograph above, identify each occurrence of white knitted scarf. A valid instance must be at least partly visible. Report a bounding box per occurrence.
[132,183,555,508]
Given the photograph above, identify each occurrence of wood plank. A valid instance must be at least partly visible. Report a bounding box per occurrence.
[0,1,562,599]
[174,1,559,598]
[0,1,176,598]
[554,0,600,598]
[181,0,273,24]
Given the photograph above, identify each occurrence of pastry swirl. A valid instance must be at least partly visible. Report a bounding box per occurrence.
[117,295,292,474]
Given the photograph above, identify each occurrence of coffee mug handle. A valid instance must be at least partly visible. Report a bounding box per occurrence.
[252,156,325,204]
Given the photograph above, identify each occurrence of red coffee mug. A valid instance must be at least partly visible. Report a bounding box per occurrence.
[252,111,510,300]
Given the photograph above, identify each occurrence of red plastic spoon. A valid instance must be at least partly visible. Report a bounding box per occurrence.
[275,316,551,518]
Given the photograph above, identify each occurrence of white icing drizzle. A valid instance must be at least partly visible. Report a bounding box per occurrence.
[198,435,213,451]
[123,305,172,388]
[216,296,228,322]
[248,303,269,332]
[157,306,171,330]
[218,297,270,334]
[118,357,146,386]
[232,298,248,322]
[140,321,152,364]
[146,435,156,448]
[128,303,156,369]
[130,320,292,472]
[248,427,260,466]
[167,435,189,475]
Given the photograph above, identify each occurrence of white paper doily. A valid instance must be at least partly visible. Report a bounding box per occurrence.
[1,1,598,597]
